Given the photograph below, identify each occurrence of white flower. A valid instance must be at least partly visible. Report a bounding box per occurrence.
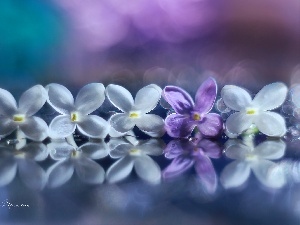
[0,141,48,190]
[106,84,165,137]
[221,82,288,136]
[46,139,108,188]
[0,85,48,141]
[106,137,164,184]
[220,138,286,189]
[47,83,110,138]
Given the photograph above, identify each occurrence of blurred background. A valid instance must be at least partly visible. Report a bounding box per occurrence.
[0,0,299,93]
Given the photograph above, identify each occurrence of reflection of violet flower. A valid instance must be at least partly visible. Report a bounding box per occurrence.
[163,77,222,138]
[163,138,221,193]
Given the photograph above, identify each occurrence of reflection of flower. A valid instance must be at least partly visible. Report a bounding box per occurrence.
[106,84,165,137]
[47,139,108,188]
[220,138,286,189]
[221,82,288,136]
[106,138,164,183]
[163,77,223,138]
[0,141,48,190]
[0,85,48,141]
[47,83,110,138]
[163,138,221,193]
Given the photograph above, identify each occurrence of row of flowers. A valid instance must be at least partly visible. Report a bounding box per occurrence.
[0,134,289,191]
[0,77,290,141]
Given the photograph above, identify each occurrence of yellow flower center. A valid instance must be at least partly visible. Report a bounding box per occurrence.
[71,112,79,122]
[13,114,25,122]
[129,149,141,155]
[129,112,139,118]
[246,109,256,115]
[193,113,201,121]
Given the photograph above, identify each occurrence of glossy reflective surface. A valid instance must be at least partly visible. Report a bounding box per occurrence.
[0,130,299,225]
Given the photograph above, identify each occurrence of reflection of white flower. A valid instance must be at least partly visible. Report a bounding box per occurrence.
[0,142,48,190]
[220,138,286,189]
[221,82,288,136]
[0,85,48,141]
[106,84,165,137]
[47,139,108,188]
[106,138,164,184]
[47,83,110,138]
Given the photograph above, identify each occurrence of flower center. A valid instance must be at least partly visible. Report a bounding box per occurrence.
[129,112,139,118]
[13,114,25,123]
[245,153,257,161]
[71,150,80,158]
[246,109,256,115]
[129,149,141,155]
[70,112,79,122]
[192,113,201,121]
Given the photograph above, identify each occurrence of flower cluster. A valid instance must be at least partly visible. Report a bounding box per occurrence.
[0,78,290,141]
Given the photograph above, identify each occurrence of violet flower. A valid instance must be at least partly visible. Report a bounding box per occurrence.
[163,77,223,138]
[162,138,221,193]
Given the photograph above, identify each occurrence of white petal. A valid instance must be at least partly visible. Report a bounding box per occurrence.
[251,159,286,189]
[252,82,288,111]
[134,155,161,184]
[133,84,162,113]
[0,88,17,116]
[226,112,253,135]
[135,114,165,137]
[106,156,134,183]
[47,160,74,188]
[0,158,17,187]
[220,161,251,189]
[19,116,48,141]
[46,83,74,115]
[79,141,109,159]
[254,112,286,137]
[77,115,110,138]
[17,159,47,190]
[75,83,105,115]
[139,139,165,156]
[0,116,17,137]
[74,156,105,184]
[109,142,132,158]
[291,85,300,107]
[21,142,48,161]
[18,85,47,116]
[48,115,75,139]
[110,113,135,134]
[225,141,251,160]
[106,84,134,112]
[221,85,252,111]
[254,140,286,160]
[47,140,74,160]
[108,125,128,137]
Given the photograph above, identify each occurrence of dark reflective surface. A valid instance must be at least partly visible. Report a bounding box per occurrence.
[0,132,299,225]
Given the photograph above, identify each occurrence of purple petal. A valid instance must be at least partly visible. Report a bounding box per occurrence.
[165,114,196,138]
[163,86,194,114]
[194,77,217,113]
[162,155,194,179]
[197,113,223,137]
[197,139,221,159]
[164,140,193,159]
[194,154,217,194]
